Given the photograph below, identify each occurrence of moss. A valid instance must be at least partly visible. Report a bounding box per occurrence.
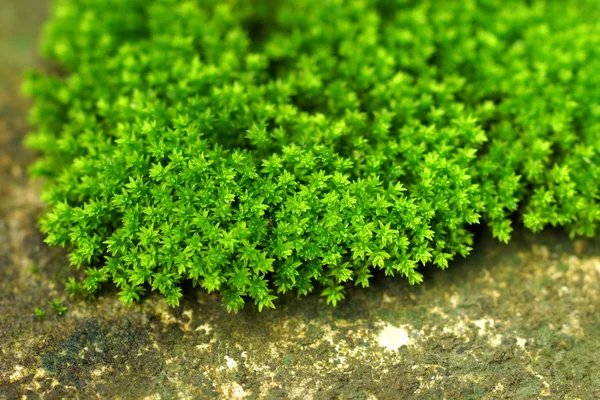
[23,0,600,310]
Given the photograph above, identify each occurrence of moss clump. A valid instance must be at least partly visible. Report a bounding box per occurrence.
[35,307,46,320]
[24,0,600,311]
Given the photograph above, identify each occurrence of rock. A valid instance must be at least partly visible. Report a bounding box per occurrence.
[1,1,599,398]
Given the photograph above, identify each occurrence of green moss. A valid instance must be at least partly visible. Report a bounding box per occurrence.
[50,299,67,316]
[24,0,600,311]
[34,307,46,319]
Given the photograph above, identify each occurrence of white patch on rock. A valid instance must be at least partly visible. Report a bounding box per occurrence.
[9,366,24,382]
[377,324,411,351]
[488,334,502,347]
[225,355,238,370]
[492,382,505,393]
[473,318,494,334]
[195,323,213,334]
[223,382,247,399]
[473,318,505,347]
[559,286,570,296]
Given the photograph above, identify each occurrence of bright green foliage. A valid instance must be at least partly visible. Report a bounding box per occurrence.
[34,307,46,320]
[25,0,600,311]
[50,299,67,316]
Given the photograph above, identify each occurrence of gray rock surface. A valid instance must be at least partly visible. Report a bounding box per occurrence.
[1,1,599,398]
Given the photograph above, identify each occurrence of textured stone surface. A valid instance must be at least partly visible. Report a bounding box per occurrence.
[1,1,599,398]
